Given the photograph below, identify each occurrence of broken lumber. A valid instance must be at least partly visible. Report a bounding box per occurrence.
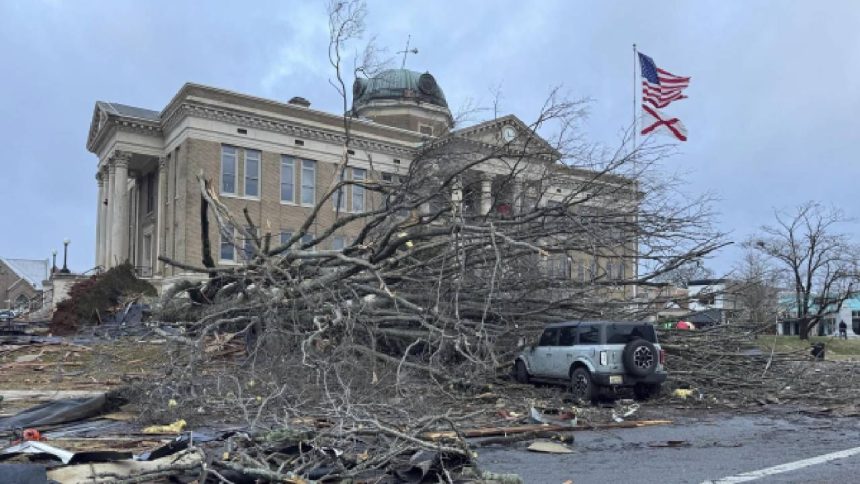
[421,419,673,441]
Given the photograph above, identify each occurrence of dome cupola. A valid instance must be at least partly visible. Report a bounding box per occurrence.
[351,69,453,135]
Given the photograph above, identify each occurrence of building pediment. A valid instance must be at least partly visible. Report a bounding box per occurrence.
[86,102,162,155]
[451,115,561,161]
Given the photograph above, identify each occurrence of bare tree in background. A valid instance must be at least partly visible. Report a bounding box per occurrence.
[750,201,859,339]
[654,260,713,288]
[731,247,781,324]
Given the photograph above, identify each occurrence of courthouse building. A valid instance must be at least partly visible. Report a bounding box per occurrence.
[86,69,634,290]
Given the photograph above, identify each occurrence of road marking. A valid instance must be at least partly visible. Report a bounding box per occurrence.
[704,445,860,483]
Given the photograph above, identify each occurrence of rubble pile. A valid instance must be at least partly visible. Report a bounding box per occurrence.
[659,323,860,406]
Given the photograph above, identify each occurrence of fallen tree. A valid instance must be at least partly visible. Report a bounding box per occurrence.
[660,322,860,406]
[141,1,726,480]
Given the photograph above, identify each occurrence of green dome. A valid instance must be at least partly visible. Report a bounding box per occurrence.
[352,69,448,110]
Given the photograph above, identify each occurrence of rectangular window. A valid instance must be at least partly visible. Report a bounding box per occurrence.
[605,324,657,344]
[242,227,256,261]
[332,236,346,251]
[300,232,314,250]
[219,225,235,261]
[280,230,293,245]
[333,171,346,211]
[352,168,365,212]
[577,326,601,345]
[244,150,260,198]
[301,159,316,205]
[221,146,237,195]
[559,326,576,346]
[280,156,295,203]
[538,328,559,347]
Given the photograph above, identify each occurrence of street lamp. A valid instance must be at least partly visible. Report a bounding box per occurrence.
[51,249,57,274]
[60,238,71,274]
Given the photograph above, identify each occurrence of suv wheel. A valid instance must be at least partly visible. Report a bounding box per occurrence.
[634,383,662,400]
[570,367,594,402]
[514,360,530,384]
[623,339,658,377]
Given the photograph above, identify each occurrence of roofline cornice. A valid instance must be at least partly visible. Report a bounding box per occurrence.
[162,83,427,140]
[162,100,421,158]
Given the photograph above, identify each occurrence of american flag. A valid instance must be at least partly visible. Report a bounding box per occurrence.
[638,52,689,141]
[638,52,689,109]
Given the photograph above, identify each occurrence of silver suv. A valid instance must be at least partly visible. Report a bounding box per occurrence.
[513,321,667,401]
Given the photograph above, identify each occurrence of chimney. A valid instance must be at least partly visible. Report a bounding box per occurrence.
[288,96,311,108]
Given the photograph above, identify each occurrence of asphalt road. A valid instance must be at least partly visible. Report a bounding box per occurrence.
[478,409,860,484]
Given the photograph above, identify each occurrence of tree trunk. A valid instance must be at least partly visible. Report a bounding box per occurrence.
[799,318,811,340]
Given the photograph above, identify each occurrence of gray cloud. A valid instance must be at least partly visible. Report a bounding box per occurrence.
[1,0,858,274]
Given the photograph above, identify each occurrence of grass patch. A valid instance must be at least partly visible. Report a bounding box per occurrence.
[756,335,860,360]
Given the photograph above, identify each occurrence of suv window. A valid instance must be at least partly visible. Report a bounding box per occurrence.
[559,326,577,346]
[577,325,601,345]
[538,328,559,346]
[605,324,657,344]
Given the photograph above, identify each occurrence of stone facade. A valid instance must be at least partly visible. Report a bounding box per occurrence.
[86,69,636,293]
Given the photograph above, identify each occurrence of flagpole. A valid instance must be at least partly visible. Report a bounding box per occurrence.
[631,43,639,303]
[632,43,638,154]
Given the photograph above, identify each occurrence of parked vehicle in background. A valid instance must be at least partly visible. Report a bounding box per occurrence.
[514,321,667,401]
[0,309,16,323]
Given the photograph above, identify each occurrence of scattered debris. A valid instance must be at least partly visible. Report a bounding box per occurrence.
[142,419,187,434]
[0,393,124,430]
[660,323,860,406]
[648,440,690,448]
[0,440,131,465]
[672,389,696,400]
[612,403,640,422]
[527,440,574,454]
[529,406,577,425]
[46,448,203,483]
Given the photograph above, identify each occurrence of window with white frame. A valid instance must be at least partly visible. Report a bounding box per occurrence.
[352,168,365,212]
[333,170,346,211]
[301,160,316,205]
[219,225,235,261]
[280,156,295,203]
[332,236,346,251]
[244,149,260,198]
[242,227,258,261]
[221,146,237,195]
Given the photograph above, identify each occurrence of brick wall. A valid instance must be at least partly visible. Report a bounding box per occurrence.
[179,138,376,268]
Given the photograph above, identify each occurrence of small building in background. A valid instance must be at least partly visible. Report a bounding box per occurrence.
[0,257,49,312]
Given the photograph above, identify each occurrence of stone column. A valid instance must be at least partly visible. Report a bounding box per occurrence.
[511,180,522,214]
[480,174,493,215]
[110,151,131,266]
[95,172,105,268]
[105,163,115,267]
[155,156,167,275]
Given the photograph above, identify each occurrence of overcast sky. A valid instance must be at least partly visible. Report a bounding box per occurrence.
[1,0,858,274]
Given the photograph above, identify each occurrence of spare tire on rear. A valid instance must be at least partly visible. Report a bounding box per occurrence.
[623,339,657,377]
